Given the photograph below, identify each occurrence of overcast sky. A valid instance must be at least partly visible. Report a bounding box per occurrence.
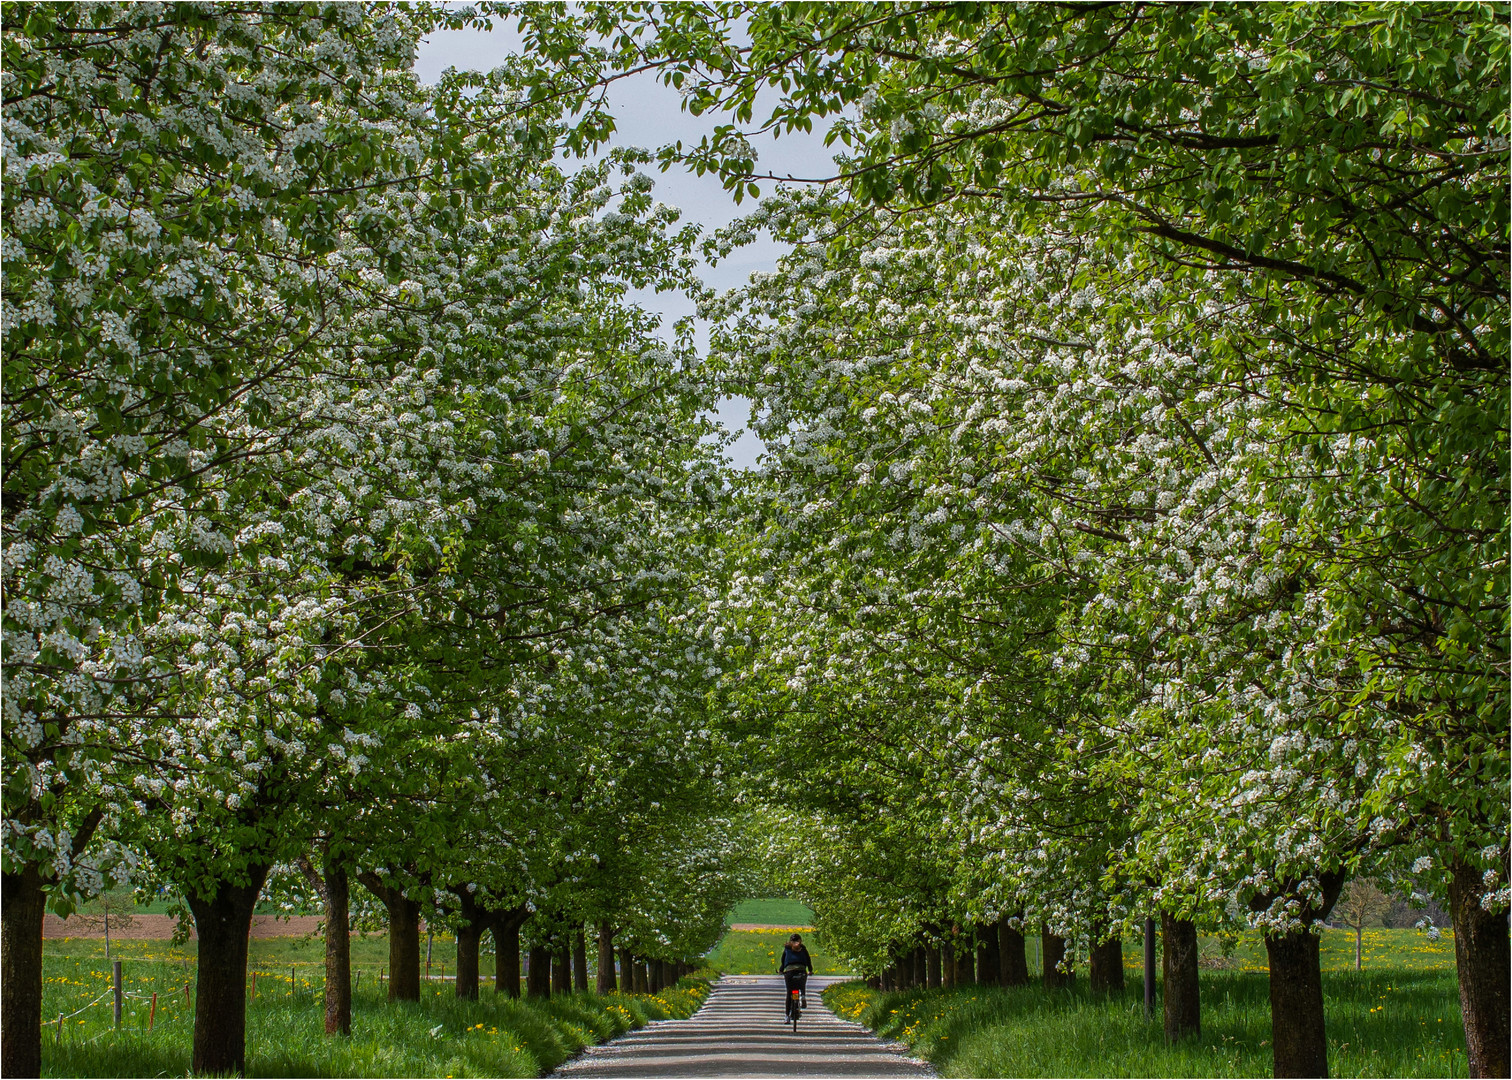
[414,22,840,470]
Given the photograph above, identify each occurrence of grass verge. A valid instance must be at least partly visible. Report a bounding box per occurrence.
[40,950,712,1078]
[825,969,1465,1078]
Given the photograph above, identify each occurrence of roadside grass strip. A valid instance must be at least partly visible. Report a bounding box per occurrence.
[39,950,712,1078]
[826,966,1465,1078]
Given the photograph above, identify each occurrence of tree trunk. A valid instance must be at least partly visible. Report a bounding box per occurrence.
[358,874,421,1002]
[976,922,1000,985]
[552,944,571,994]
[1264,927,1329,1077]
[455,918,481,1001]
[618,945,634,992]
[1354,925,1362,972]
[1089,934,1125,994]
[925,943,941,987]
[1162,913,1201,1042]
[491,908,525,997]
[956,931,976,985]
[387,897,421,1001]
[187,865,270,1076]
[1042,927,1072,990]
[636,959,650,993]
[573,926,589,992]
[1,862,46,1079]
[527,945,549,997]
[1252,869,1345,1078]
[1449,858,1510,1078]
[444,887,486,1001]
[999,919,1029,987]
[597,921,617,993]
[322,860,352,1035]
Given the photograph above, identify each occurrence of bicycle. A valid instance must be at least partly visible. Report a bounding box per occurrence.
[782,967,808,1033]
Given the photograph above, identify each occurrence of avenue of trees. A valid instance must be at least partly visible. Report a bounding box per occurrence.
[3,4,1507,1080]
[3,5,746,1075]
[512,3,1506,1077]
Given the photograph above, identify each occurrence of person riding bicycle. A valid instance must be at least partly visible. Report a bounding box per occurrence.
[779,933,814,1013]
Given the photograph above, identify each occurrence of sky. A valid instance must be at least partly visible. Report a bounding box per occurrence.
[413,21,841,470]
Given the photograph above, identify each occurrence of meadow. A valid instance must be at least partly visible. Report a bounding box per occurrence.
[38,935,710,1078]
[825,928,1464,1078]
[723,898,815,926]
[703,927,853,976]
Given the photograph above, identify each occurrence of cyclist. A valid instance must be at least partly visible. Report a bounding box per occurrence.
[778,933,814,1015]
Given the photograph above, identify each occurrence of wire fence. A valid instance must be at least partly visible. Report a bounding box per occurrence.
[40,955,472,1044]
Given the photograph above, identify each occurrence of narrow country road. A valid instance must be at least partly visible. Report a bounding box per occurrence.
[551,976,934,1078]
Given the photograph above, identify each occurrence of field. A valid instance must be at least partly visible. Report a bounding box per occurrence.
[723,898,815,926]
[704,928,853,975]
[38,936,710,1078]
[825,928,1464,1078]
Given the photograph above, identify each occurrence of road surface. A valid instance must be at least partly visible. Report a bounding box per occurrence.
[552,975,935,1078]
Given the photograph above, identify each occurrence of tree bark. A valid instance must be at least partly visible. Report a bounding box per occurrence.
[1089,934,1125,994]
[1449,858,1511,1078]
[1253,869,1345,1078]
[618,944,635,992]
[491,908,525,997]
[321,860,351,1035]
[551,943,572,994]
[1042,927,1072,990]
[999,919,1029,987]
[597,921,617,993]
[1162,913,1201,1042]
[635,959,650,993]
[296,852,351,1036]
[573,926,589,992]
[358,873,421,1002]
[527,945,550,997]
[187,865,270,1076]
[453,907,481,1001]
[925,942,942,987]
[1,862,46,1079]
[956,930,976,984]
[976,922,1000,985]
[1264,927,1329,1077]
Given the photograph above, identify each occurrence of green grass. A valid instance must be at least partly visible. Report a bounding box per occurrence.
[705,929,852,975]
[723,898,815,926]
[39,940,713,1077]
[1220,927,1456,975]
[825,929,1464,1078]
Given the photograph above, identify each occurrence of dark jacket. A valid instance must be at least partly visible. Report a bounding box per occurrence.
[779,944,813,974]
